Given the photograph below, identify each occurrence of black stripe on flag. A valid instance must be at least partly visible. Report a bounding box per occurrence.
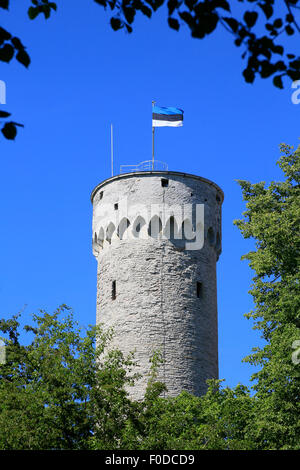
[152,113,183,122]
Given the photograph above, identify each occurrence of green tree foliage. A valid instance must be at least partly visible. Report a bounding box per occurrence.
[1,1,300,139]
[0,305,144,449]
[234,143,300,449]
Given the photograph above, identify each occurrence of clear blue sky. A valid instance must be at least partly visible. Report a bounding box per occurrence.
[0,1,298,389]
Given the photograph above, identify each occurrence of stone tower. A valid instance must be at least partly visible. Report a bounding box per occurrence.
[91,170,223,400]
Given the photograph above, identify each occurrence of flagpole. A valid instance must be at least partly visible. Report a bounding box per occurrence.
[111,123,114,177]
[152,100,155,170]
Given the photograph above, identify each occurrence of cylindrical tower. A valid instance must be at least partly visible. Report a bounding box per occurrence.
[91,171,223,400]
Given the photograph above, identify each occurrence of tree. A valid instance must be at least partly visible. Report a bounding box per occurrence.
[234,143,300,449]
[0,305,144,449]
[1,0,300,139]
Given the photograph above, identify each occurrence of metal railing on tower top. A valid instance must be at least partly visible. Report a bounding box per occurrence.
[120,160,168,174]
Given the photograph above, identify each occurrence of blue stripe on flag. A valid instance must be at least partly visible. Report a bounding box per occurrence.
[153,105,183,116]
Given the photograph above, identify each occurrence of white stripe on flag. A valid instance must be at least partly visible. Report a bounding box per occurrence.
[152,120,183,127]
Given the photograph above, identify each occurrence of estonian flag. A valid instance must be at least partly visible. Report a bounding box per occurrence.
[152,105,184,127]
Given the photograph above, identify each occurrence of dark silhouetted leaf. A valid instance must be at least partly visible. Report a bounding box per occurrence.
[243,67,255,83]
[16,50,30,68]
[287,69,300,80]
[1,122,17,140]
[244,11,258,28]
[183,0,196,11]
[223,17,239,33]
[11,37,24,50]
[274,60,286,71]
[140,4,152,18]
[110,17,122,30]
[285,25,294,35]
[212,0,230,12]
[125,23,133,33]
[204,13,219,34]
[0,111,10,118]
[273,18,282,29]
[167,0,179,15]
[272,44,283,55]
[179,11,194,28]
[0,0,9,9]
[0,27,11,43]
[258,2,273,19]
[168,17,180,30]
[0,43,14,62]
[28,6,39,20]
[290,59,300,69]
[43,5,51,19]
[94,0,107,5]
[273,75,283,89]
[260,61,274,78]
[123,6,135,24]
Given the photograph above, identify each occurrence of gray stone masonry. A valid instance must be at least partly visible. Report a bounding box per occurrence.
[91,171,223,400]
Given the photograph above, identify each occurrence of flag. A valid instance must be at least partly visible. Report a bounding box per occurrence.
[152,105,184,127]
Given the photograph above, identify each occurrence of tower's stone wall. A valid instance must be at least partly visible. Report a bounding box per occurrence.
[91,171,223,400]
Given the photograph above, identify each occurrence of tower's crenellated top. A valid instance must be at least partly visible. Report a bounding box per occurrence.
[91,170,224,203]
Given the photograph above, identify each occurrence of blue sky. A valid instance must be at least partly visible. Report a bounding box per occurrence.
[0,1,298,389]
